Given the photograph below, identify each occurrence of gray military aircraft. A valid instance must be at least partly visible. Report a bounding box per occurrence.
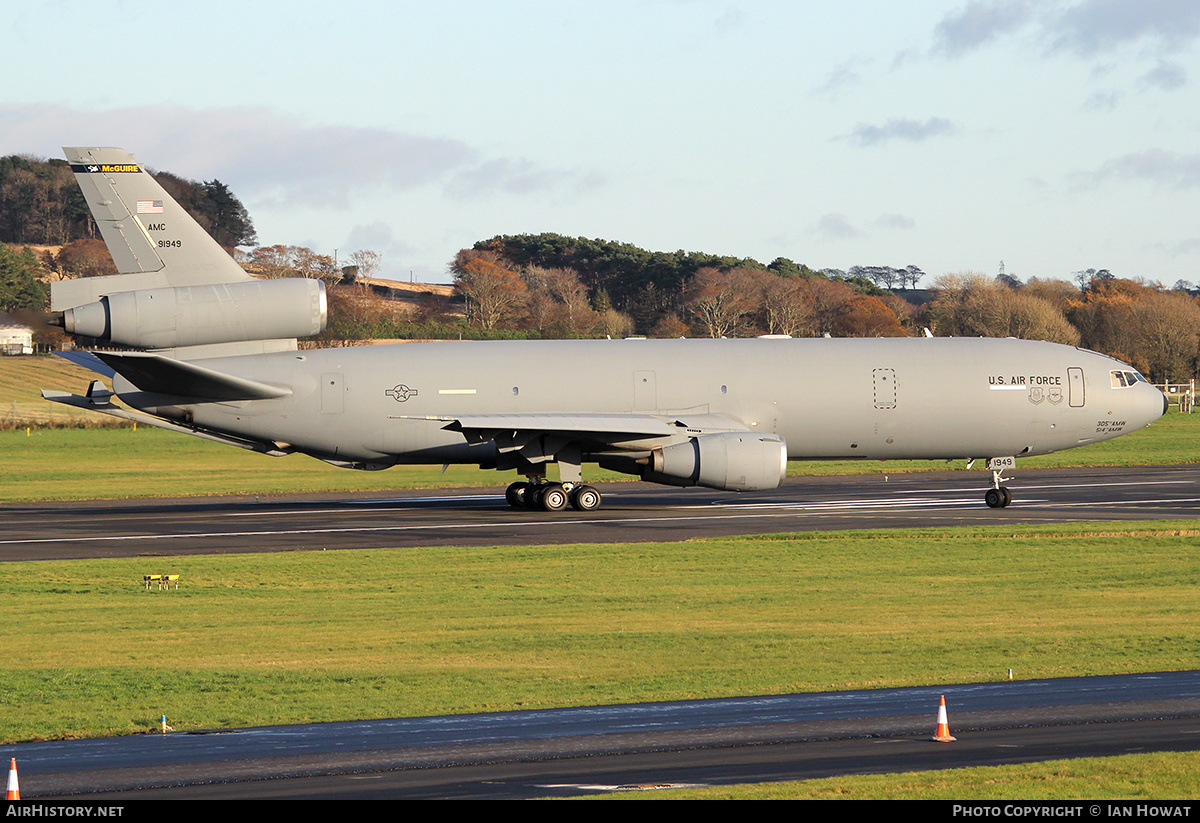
[43,147,1167,511]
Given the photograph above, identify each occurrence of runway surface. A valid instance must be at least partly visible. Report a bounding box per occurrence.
[6,671,1199,799]
[2,465,1200,561]
[4,466,1198,798]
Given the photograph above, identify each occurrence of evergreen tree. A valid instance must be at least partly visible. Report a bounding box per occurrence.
[0,245,49,312]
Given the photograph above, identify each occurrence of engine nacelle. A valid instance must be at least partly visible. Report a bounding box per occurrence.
[642,432,788,491]
[59,278,327,348]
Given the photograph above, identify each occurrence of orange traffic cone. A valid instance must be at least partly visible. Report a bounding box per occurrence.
[6,758,18,800]
[932,695,956,742]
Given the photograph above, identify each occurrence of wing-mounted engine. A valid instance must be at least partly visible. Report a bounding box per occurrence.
[641,431,788,491]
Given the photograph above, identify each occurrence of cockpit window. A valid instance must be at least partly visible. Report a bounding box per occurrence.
[1111,370,1148,388]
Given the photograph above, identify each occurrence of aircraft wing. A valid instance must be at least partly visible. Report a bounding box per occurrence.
[410,412,753,466]
[93,351,292,401]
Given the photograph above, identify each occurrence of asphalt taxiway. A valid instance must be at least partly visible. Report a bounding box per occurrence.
[3,466,1198,798]
[6,671,1199,799]
[2,465,1200,561]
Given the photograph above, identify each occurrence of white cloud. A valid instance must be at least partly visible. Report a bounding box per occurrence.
[1081,90,1122,110]
[812,62,865,99]
[930,1,1200,62]
[876,213,917,231]
[1139,59,1187,91]
[1074,149,1200,189]
[0,103,595,209]
[813,213,862,240]
[847,117,956,147]
[1049,0,1200,57]
[932,0,1035,58]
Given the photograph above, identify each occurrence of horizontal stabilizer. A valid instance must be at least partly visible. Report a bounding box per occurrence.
[41,388,292,456]
[94,351,291,401]
[55,350,117,378]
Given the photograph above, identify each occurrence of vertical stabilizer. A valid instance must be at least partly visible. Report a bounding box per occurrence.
[54,147,252,311]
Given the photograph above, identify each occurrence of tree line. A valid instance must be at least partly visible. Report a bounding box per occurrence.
[452,238,1200,382]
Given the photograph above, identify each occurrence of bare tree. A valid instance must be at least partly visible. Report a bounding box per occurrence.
[453,254,528,330]
[684,268,762,337]
[761,276,816,337]
[348,249,382,283]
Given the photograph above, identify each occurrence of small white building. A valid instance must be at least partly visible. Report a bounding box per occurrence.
[0,320,33,355]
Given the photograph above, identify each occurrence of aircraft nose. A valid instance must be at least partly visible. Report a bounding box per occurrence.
[1140,383,1168,427]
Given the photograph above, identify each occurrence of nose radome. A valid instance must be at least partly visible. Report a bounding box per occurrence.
[1141,384,1168,427]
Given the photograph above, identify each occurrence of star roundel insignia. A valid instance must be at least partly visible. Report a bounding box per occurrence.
[386,384,418,402]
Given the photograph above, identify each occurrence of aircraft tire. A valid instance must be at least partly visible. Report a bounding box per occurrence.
[985,488,1004,508]
[540,484,569,512]
[1000,486,1012,507]
[570,485,601,511]
[505,482,528,508]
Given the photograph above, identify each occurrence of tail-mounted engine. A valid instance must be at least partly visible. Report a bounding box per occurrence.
[54,278,326,349]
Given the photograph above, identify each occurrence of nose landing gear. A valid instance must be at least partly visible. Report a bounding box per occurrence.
[984,456,1014,508]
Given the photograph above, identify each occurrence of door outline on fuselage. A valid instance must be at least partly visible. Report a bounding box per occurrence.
[1068,367,1085,408]
[873,368,897,410]
[633,370,657,411]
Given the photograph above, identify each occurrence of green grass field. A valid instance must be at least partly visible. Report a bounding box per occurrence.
[2,521,1197,744]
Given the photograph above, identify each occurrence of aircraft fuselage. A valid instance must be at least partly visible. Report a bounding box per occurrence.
[116,336,1166,469]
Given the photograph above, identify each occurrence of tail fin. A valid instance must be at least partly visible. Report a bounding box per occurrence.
[53,147,252,311]
[51,147,325,354]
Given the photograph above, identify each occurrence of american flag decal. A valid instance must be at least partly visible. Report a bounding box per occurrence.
[136,200,164,214]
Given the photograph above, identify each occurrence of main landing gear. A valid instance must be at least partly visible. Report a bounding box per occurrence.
[506,479,602,512]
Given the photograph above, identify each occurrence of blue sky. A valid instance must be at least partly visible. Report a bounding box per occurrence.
[4,1,1200,285]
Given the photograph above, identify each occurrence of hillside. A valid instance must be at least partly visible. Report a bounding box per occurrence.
[0,354,106,426]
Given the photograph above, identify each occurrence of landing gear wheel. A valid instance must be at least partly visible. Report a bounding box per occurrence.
[985,486,1012,508]
[539,484,569,512]
[570,485,602,512]
[505,481,529,509]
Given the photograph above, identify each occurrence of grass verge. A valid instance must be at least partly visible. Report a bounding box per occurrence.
[1,521,1197,743]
